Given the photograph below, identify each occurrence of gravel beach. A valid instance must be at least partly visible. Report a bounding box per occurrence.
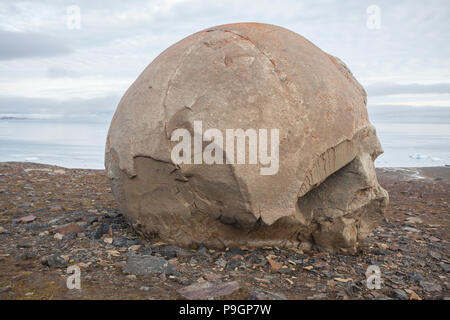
[0,162,448,300]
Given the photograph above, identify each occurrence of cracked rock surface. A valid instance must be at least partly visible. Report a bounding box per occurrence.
[105,23,388,251]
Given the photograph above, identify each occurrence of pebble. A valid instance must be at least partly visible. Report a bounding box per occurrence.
[86,217,99,225]
[106,250,121,257]
[405,289,421,300]
[55,223,83,235]
[64,232,77,240]
[248,289,287,300]
[440,263,450,272]
[53,233,64,240]
[128,245,141,251]
[112,237,137,247]
[392,289,409,300]
[177,281,240,300]
[407,271,426,283]
[155,245,191,258]
[419,280,442,292]
[49,205,63,212]
[90,224,110,240]
[19,215,36,224]
[123,253,179,276]
[307,293,327,300]
[405,217,422,224]
[268,258,283,273]
[41,254,67,268]
[215,258,227,268]
[403,227,420,233]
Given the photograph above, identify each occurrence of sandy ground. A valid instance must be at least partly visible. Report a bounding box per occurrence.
[0,162,448,300]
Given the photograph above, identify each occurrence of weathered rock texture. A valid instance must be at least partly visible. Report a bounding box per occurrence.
[105,23,388,251]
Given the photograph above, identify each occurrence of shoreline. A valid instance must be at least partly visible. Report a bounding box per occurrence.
[1,160,449,173]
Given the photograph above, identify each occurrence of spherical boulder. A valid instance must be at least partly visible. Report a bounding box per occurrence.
[105,23,388,251]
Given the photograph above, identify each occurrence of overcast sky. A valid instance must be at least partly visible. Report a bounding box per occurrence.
[0,0,449,119]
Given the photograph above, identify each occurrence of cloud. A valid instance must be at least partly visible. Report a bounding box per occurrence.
[0,30,71,60]
[366,82,450,96]
[0,94,120,121]
[367,104,450,124]
[46,66,80,78]
[0,76,133,100]
[0,0,449,103]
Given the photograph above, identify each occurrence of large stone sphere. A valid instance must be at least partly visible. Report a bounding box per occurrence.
[105,23,388,251]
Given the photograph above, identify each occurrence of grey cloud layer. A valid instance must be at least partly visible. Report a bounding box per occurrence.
[0,0,449,111]
[0,95,119,120]
[367,105,450,124]
[46,66,80,78]
[366,83,450,96]
[0,30,71,60]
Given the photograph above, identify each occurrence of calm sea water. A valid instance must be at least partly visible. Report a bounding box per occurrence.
[0,119,108,169]
[0,106,449,169]
[368,106,450,167]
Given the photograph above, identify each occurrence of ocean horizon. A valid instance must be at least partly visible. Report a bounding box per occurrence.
[0,105,449,169]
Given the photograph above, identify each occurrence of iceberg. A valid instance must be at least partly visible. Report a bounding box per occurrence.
[409,153,430,160]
